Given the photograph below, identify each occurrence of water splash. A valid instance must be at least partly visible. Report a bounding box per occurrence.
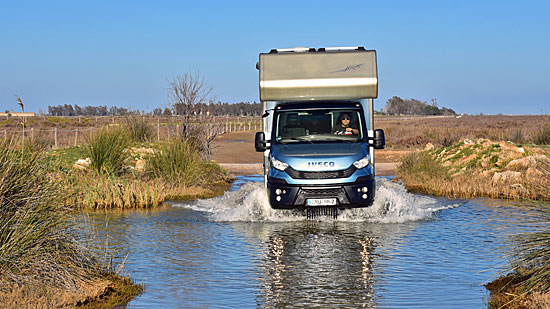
[172,178,461,223]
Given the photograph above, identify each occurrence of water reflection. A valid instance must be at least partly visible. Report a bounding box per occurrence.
[227,221,417,307]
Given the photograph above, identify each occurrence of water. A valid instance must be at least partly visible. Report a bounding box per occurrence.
[80,176,549,308]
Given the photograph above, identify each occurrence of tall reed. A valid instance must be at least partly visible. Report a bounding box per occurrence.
[87,127,130,175]
[0,140,100,290]
[146,136,204,186]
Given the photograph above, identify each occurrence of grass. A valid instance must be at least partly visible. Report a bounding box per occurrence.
[397,140,550,200]
[0,139,141,306]
[87,127,131,175]
[54,133,231,209]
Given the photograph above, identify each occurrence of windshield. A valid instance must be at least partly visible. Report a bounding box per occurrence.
[274,109,364,143]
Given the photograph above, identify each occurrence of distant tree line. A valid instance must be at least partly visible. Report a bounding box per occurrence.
[47,104,138,116]
[47,101,262,117]
[382,96,456,116]
[167,101,262,117]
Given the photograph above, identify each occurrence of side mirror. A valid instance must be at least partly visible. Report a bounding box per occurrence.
[373,129,385,149]
[255,132,268,152]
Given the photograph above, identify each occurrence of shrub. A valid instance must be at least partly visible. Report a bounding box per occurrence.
[146,136,204,186]
[0,140,100,290]
[508,231,550,294]
[87,127,130,175]
[124,116,153,143]
[532,123,550,145]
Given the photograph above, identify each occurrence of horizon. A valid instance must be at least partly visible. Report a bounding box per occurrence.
[1,1,549,115]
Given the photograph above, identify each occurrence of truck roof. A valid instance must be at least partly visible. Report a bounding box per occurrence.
[259,47,377,102]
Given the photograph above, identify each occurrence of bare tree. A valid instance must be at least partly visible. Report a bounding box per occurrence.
[167,72,222,159]
[168,72,213,135]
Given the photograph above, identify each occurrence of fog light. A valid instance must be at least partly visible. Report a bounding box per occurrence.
[362,194,368,199]
[357,188,361,192]
[276,196,282,202]
[362,186,368,193]
[275,189,282,195]
[282,190,287,194]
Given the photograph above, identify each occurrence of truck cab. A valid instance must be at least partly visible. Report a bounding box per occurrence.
[254,47,385,214]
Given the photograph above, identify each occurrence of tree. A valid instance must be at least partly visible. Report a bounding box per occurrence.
[168,72,213,131]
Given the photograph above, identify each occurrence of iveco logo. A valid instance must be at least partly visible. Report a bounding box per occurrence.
[308,161,336,168]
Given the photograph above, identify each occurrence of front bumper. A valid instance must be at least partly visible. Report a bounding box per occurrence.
[267,175,375,209]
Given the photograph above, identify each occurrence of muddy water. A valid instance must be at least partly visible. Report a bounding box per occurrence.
[81,176,549,308]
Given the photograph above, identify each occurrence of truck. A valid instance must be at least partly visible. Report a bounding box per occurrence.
[254,46,385,217]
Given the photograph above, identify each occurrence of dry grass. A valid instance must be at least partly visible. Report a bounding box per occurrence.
[376,115,550,149]
[69,172,229,210]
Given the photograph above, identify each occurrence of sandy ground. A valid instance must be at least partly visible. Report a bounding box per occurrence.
[211,131,407,176]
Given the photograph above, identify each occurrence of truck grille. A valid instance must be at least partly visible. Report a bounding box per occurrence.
[294,187,350,205]
[299,187,344,197]
[285,166,356,179]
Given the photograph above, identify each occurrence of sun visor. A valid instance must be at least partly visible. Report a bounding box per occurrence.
[259,49,377,101]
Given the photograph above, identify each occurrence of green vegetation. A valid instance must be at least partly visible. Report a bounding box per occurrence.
[87,127,131,175]
[146,136,226,186]
[54,123,232,209]
[0,140,141,306]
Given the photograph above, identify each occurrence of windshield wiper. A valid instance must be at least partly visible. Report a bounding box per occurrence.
[282,137,313,144]
[322,138,357,143]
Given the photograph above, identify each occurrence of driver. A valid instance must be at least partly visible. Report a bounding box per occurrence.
[332,113,359,135]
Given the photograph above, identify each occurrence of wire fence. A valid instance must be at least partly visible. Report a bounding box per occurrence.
[1,117,262,149]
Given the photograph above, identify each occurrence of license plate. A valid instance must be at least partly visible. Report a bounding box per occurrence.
[306,198,337,206]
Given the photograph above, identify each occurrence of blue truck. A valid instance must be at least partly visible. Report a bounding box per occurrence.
[254,47,385,217]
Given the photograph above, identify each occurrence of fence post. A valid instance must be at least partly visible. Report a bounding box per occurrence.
[74,129,79,146]
[54,127,58,148]
[31,127,34,143]
[157,123,160,141]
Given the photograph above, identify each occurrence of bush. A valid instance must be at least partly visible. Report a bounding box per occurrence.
[532,123,550,145]
[146,137,205,186]
[0,140,100,290]
[87,127,131,175]
[124,116,153,143]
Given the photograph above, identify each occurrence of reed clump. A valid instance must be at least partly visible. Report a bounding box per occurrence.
[0,139,141,306]
[87,127,131,175]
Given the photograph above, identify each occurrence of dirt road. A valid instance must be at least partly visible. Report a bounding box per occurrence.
[212,131,406,176]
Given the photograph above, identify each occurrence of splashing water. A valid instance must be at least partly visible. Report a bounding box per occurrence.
[172,178,461,223]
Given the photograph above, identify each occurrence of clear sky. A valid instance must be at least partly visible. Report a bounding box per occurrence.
[1,0,549,115]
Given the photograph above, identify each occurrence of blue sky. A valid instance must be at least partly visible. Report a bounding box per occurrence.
[1,0,549,114]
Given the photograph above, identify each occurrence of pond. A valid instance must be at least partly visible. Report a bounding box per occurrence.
[80,176,549,308]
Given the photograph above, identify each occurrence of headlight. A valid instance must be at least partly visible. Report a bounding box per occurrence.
[353,156,370,169]
[270,156,289,171]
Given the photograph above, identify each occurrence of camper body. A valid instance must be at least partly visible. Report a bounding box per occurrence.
[254,47,385,212]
